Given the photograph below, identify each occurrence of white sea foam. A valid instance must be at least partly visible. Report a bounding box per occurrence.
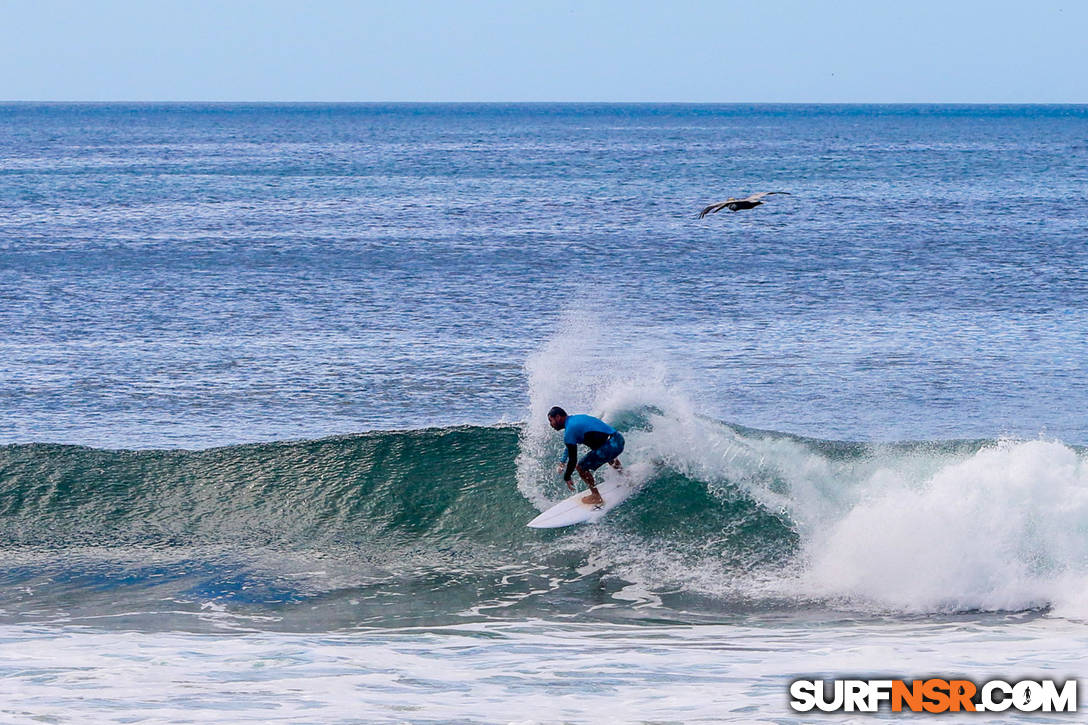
[3,619,1083,724]
[802,439,1088,616]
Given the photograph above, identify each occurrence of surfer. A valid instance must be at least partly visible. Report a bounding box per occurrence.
[547,406,624,505]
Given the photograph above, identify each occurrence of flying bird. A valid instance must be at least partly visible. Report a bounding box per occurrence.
[698,192,791,217]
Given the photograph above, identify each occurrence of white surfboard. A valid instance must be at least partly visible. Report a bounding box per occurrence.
[527,464,649,528]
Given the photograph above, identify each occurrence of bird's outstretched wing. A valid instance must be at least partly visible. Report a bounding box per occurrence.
[741,191,791,202]
[698,200,735,218]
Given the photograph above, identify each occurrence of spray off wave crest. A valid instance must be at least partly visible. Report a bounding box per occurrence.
[517,313,1088,619]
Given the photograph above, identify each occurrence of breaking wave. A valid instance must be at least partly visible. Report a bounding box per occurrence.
[2,413,1087,622]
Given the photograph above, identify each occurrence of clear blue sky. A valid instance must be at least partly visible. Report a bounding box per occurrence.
[2,0,1085,102]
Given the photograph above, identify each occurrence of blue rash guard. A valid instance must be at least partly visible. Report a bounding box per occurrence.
[560,414,619,480]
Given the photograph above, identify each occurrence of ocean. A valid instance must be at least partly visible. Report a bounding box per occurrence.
[1,103,1087,723]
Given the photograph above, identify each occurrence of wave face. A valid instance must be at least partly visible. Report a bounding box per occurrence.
[3,416,1088,628]
[0,428,530,550]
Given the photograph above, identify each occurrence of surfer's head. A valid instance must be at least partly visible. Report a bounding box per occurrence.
[547,406,567,430]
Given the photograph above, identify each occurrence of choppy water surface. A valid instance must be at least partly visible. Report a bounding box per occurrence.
[3,104,1088,447]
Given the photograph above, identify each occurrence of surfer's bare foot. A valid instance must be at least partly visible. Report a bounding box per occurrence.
[609,459,622,471]
[581,492,604,505]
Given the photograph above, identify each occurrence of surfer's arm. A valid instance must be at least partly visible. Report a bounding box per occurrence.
[562,444,578,481]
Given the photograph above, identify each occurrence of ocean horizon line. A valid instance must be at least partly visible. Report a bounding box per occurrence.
[2,99,1087,106]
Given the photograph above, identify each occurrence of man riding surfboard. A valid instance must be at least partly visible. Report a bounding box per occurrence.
[547,406,624,505]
